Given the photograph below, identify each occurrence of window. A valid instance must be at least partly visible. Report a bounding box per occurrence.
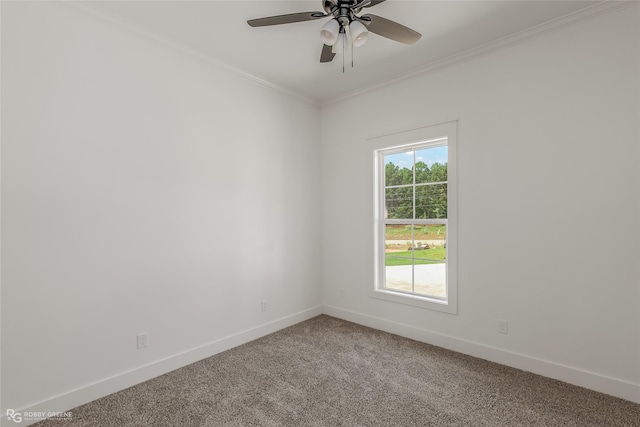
[369,121,457,313]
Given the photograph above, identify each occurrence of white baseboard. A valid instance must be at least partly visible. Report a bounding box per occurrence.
[2,306,323,427]
[322,305,640,404]
[5,303,638,427]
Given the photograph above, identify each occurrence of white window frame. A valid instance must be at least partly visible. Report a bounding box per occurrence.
[368,121,457,314]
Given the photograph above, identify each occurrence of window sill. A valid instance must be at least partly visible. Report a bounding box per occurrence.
[369,288,457,314]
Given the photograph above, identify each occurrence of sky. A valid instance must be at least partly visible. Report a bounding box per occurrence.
[384,145,448,169]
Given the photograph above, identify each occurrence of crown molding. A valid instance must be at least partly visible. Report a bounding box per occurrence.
[321,1,637,107]
[59,1,635,109]
[61,1,320,107]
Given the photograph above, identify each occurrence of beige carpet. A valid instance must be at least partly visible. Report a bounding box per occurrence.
[35,315,639,426]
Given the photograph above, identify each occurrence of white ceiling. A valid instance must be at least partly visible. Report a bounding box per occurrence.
[85,0,603,104]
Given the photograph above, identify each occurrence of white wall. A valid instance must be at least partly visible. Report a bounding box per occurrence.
[1,1,322,415]
[321,5,640,402]
[2,0,639,418]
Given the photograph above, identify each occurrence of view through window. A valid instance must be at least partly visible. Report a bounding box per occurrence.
[381,143,449,299]
[382,143,448,299]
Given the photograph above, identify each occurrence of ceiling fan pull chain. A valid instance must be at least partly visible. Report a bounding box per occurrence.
[342,33,346,73]
[351,34,354,68]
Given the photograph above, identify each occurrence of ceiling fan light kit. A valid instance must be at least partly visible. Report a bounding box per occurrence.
[320,19,341,45]
[247,0,421,66]
[349,20,369,48]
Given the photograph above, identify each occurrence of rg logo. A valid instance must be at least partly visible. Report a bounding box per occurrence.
[6,409,22,423]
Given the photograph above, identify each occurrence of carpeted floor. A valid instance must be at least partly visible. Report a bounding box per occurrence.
[35,315,640,426]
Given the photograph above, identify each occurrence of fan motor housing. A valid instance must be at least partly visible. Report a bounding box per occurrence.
[323,0,337,14]
[324,0,363,14]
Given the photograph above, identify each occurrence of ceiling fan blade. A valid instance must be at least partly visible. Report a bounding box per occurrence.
[320,44,336,63]
[247,11,326,27]
[365,0,387,7]
[360,14,421,44]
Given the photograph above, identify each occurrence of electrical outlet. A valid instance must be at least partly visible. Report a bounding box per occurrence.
[339,289,345,299]
[136,333,148,349]
[498,320,509,334]
[261,300,268,312]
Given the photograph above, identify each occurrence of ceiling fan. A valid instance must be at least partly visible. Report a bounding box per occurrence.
[247,0,422,64]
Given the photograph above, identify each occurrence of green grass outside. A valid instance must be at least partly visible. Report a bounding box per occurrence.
[385,247,446,266]
[385,224,446,241]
